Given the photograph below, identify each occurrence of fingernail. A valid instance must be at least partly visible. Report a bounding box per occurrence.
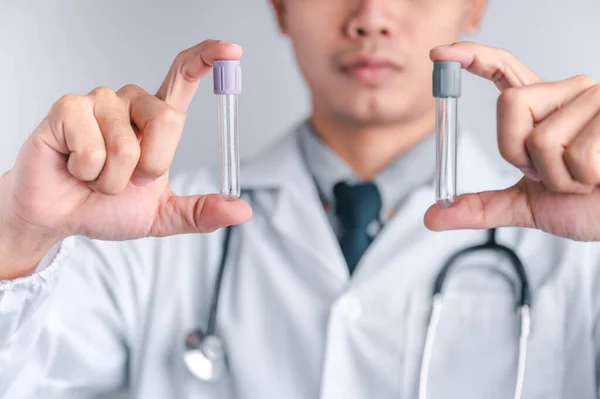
[435,42,458,49]
[520,167,541,182]
[203,41,236,57]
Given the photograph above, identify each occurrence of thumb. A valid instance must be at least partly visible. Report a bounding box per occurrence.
[150,193,252,237]
[423,183,535,231]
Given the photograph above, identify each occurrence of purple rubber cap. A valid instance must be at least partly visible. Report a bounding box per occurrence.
[213,60,242,95]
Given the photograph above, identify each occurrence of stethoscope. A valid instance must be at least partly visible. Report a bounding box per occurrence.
[418,228,531,399]
[183,224,233,382]
[183,223,531,399]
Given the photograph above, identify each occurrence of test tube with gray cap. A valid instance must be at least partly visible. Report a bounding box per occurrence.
[213,60,242,200]
[433,61,461,207]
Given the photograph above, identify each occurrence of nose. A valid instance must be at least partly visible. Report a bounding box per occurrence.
[345,0,394,40]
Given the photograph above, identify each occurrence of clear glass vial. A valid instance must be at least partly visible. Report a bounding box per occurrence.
[432,61,462,208]
[213,60,242,200]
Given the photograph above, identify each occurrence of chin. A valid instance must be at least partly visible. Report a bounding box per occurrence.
[334,96,412,126]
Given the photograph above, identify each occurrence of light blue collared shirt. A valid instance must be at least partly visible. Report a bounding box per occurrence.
[297,120,436,237]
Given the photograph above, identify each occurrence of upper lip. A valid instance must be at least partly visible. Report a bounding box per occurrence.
[339,53,403,72]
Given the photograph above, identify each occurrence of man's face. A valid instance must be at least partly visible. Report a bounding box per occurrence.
[271,0,486,126]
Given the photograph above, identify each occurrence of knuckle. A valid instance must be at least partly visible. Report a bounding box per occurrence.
[79,146,107,168]
[586,84,600,100]
[117,84,146,98]
[174,49,201,83]
[138,155,171,177]
[484,45,515,65]
[173,50,189,74]
[52,93,84,115]
[108,136,140,161]
[527,127,556,152]
[497,140,519,163]
[563,144,580,166]
[156,107,185,129]
[497,47,514,60]
[146,109,185,137]
[497,87,522,111]
[89,85,116,99]
[573,74,597,88]
[567,143,600,181]
[175,48,190,65]
[579,133,600,163]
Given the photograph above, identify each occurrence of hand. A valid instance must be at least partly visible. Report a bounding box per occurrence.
[424,42,600,241]
[0,40,252,278]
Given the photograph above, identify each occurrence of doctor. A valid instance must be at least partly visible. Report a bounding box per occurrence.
[2,0,600,398]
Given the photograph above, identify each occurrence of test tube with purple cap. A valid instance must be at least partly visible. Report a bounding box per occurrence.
[213,60,242,200]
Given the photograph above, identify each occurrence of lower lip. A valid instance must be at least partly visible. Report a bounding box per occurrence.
[343,65,400,86]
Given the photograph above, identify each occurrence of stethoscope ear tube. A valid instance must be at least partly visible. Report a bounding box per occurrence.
[418,294,443,399]
[513,306,530,399]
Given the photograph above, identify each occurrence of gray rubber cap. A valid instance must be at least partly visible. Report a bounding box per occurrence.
[433,62,462,98]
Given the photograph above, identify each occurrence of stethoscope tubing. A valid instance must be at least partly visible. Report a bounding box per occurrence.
[188,214,533,399]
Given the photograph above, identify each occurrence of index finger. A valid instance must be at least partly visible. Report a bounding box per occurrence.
[430,42,543,91]
[156,40,243,113]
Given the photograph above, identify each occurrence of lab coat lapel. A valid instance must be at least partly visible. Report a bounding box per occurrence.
[241,127,349,280]
[351,131,515,283]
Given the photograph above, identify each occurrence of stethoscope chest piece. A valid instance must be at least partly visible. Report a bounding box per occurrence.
[184,330,226,382]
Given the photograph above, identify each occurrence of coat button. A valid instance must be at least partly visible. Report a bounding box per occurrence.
[335,293,363,321]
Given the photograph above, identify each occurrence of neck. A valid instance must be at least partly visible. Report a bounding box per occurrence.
[309,108,436,181]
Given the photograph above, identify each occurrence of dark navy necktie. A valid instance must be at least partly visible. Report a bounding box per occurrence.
[333,181,382,274]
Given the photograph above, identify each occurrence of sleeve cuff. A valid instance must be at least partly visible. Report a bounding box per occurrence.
[0,236,75,293]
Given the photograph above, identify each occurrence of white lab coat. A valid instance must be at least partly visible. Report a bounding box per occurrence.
[1,125,600,399]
